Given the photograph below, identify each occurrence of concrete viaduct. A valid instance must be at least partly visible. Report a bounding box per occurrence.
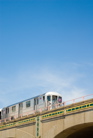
[0,98,93,138]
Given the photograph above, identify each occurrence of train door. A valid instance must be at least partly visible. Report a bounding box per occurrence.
[34,98,39,111]
[18,102,23,117]
[46,95,52,107]
[0,110,1,120]
[34,99,36,110]
[1,108,6,119]
[52,95,57,109]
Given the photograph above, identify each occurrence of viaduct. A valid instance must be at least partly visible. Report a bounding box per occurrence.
[0,97,93,138]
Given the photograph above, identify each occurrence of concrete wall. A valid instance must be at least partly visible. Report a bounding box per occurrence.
[0,99,93,138]
[0,124,36,138]
[41,110,93,138]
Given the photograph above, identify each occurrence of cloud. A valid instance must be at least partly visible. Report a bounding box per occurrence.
[0,63,90,108]
[0,63,92,107]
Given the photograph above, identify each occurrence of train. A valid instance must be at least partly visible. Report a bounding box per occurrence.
[0,92,62,121]
[0,109,1,120]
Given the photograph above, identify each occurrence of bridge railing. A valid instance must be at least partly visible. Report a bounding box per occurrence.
[0,94,93,124]
[62,93,93,106]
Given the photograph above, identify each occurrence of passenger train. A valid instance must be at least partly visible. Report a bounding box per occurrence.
[1,92,62,121]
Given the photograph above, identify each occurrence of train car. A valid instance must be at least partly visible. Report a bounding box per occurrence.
[0,109,1,119]
[1,92,62,121]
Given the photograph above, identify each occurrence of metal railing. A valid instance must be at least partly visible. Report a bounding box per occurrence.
[63,93,93,106]
[0,93,93,124]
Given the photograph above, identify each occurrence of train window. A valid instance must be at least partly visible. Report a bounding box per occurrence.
[12,106,16,112]
[6,108,9,114]
[2,109,5,114]
[52,96,57,101]
[43,96,45,101]
[19,103,23,109]
[26,101,31,108]
[37,99,39,105]
[47,96,51,101]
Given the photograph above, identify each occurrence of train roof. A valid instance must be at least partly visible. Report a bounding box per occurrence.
[45,91,62,96]
[5,93,45,108]
[3,91,62,109]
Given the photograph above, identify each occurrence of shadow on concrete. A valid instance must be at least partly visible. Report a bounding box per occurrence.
[55,123,93,138]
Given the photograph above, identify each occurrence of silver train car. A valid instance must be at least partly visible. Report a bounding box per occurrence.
[0,109,1,120]
[1,92,62,121]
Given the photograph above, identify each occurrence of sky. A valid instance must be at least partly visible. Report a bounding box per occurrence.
[0,0,93,108]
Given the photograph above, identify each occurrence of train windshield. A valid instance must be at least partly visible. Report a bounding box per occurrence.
[47,96,51,101]
[52,95,57,102]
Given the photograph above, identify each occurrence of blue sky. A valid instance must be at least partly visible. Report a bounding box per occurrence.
[0,0,93,108]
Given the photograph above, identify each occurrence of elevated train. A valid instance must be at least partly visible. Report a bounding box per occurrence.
[1,92,62,121]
